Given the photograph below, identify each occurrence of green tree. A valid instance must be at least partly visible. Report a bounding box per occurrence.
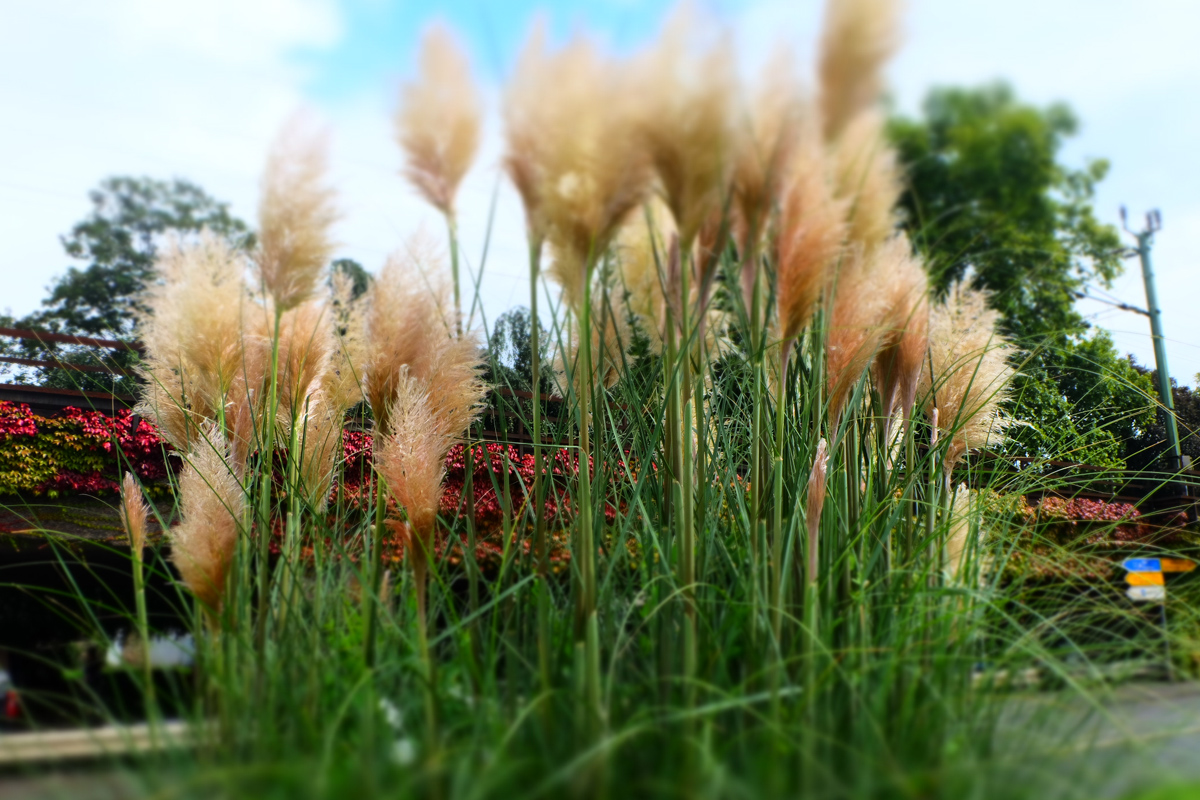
[486,307,549,394]
[11,177,251,394]
[331,258,371,301]
[889,84,1155,465]
[26,176,252,338]
[1125,367,1200,473]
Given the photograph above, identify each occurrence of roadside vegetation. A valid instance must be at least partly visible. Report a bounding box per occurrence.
[1,1,1198,798]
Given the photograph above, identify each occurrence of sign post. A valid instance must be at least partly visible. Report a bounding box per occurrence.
[1120,556,1195,681]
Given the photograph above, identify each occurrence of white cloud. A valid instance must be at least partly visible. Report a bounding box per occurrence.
[0,0,340,317]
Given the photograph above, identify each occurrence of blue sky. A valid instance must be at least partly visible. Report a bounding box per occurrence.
[300,0,686,98]
[2,0,1199,381]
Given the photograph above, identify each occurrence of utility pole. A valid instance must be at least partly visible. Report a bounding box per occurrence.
[1122,207,1184,475]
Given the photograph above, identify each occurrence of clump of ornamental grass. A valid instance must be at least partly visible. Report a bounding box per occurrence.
[99,1,1055,795]
[135,118,353,629]
[140,118,344,464]
[919,282,1016,476]
[169,425,246,618]
[395,23,481,219]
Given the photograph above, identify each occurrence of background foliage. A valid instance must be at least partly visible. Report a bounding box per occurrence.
[0,401,171,498]
[891,83,1157,467]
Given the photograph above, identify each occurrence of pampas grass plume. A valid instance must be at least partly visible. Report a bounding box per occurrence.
[170,426,246,613]
[257,119,339,311]
[396,24,481,217]
[617,199,675,353]
[120,472,150,554]
[137,233,250,450]
[733,48,804,282]
[633,10,735,251]
[503,22,552,245]
[825,242,892,422]
[376,375,453,543]
[833,113,903,251]
[297,395,344,512]
[375,350,486,608]
[775,141,846,367]
[135,376,192,455]
[362,235,459,437]
[818,0,901,142]
[871,236,929,427]
[511,34,649,310]
[273,298,336,424]
[919,282,1016,475]
[806,438,830,585]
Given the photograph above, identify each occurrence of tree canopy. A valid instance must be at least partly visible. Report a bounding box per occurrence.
[25,176,251,338]
[486,307,549,394]
[4,177,251,393]
[889,84,1155,466]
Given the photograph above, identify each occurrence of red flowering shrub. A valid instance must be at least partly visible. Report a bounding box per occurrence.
[329,435,633,569]
[0,402,175,497]
[333,436,601,533]
[2,403,632,569]
[1029,497,1140,524]
[1017,495,1185,548]
[0,402,38,439]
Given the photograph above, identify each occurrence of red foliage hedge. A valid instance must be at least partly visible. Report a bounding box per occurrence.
[0,401,172,497]
[0,403,594,543]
